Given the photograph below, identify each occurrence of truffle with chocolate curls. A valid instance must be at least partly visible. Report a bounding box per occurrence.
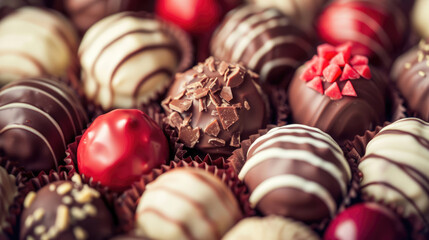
[163,57,270,157]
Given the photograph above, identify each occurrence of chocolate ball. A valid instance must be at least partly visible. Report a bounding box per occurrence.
[287,43,388,142]
[391,39,429,121]
[0,166,18,232]
[223,216,319,240]
[20,176,114,240]
[79,12,191,111]
[54,0,155,34]
[0,7,78,84]
[239,124,351,222]
[77,109,168,192]
[163,57,269,157]
[324,203,407,240]
[359,118,429,224]
[0,78,88,173]
[135,168,242,240]
[211,5,313,86]
[317,0,407,68]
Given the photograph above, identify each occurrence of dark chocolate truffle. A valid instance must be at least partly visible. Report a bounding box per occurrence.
[0,78,88,173]
[20,175,114,240]
[239,124,351,223]
[359,118,429,225]
[391,39,429,121]
[162,57,269,157]
[317,0,407,68]
[287,43,387,142]
[77,109,168,192]
[211,5,313,86]
[324,203,407,240]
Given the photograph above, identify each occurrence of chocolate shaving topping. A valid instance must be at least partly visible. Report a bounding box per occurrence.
[211,110,218,116]
[187,81,203,89]
[169,99,192,113]
[206,57,216,72]
[199,98,207,112]
[209,92,222,106]
[230,132,240,147]
[161,96,172,112]
[195,64,204,73]
[226,66,244,88]
[168,112,183,128]
[209,78,221,93]
[178,126,200,148]
[216,106,239,130]
[204,119,220,137]
[193,88,209,99]
[232,103,242,109]
[183,114,192,126]
[173,90,186,100]
[244,100,250,110]
[218,61,229,76]
[208,138,226,147]
[220,86,233,102]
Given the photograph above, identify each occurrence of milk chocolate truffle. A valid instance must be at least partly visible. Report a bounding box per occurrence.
[0,166,18,233]
[324,203,407,240]
[54,0,155,34]
[79,12,190,111]
[391,39,429,121]
[0,78,88,173]
[222,216,319,240]
[412,0,429,39]
[288,43,387,142]
[77,109,168,192]
[211,5,313,86]
[239,124,351,222]
[163,57,269,157]
[135,168,242,240]
[0,7,78,85]
[317,0,407,68]
[359,118,429,225]
[20,175,114,240]
[247,0,326,33]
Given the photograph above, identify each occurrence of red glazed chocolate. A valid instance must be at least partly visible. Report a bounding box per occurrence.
[77,109,168,192]
[324,203,407,240]
[317,0,407,68]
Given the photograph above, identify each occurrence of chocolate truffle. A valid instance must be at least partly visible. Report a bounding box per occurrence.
[0,166,18,232]
[78,11,190,111]
[247,0,326,33]
[412,0,429,39]
[222,216,319,240]
[239,124,351,222]
[359,118,429,225]
[0,78,88,173]
[135,168,242,240]
[162,57,269,157]
[211,6,313,86]
[20,175,114,240]
[77,109,168,192]
[324,203,407,240]
[0,7,78,84]
[287,43,387,142]
[391,39,429,121]
[54,0,155,34]
[317,0,407,68]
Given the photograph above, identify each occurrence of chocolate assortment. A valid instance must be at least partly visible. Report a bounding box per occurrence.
[0,0,428,239]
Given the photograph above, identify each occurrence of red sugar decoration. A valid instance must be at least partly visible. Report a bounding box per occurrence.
[340,64,360,81]
[335,42,352,62]
[330,52,347,67]
[306,76,324,94]
[301,64,318,82]
[353,65,372,79]
[315,57,329,75]
[325,82,342,100]
[317,43,337,60]
[323,64,342,83]
[341,80,357,97]
[350,55,368,66]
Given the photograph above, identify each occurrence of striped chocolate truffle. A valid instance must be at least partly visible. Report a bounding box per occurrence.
[79,12,187,111]
[0,78,88,173]
[391,39,429,122]
[359,118,429,225]
[0,7,78,85]
[0,166,18,233]
[135,168,242,240]
[210,5,313,86]
[239,124,351,222]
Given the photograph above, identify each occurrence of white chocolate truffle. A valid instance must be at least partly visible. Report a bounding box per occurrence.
[79,12,182,110]
[359,118,429,224]
[0,166,18,232]
[222,216,319,240]
[0,7,78,84]
[135,168,242,240]
[412,0,429,39]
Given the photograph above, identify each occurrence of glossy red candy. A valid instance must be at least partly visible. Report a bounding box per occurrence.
[324,203,407,240]
[77,109,168,192]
